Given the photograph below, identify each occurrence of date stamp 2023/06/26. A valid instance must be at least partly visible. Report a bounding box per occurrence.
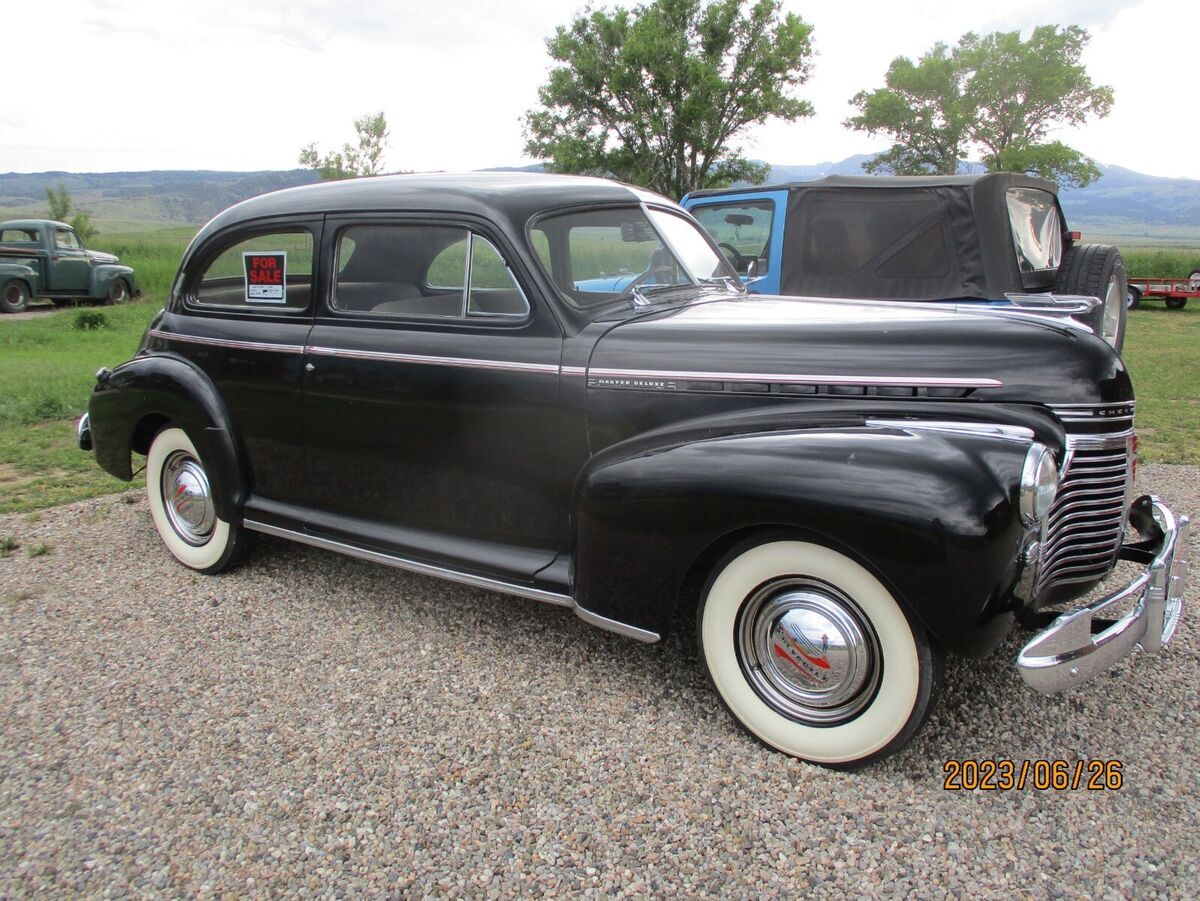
[943,759,1124,791]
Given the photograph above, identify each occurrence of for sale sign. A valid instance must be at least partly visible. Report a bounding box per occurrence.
[243,252,287,303]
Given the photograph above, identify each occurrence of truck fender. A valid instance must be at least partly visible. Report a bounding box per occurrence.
[89,264,136,299]
[88,353,247,521]
[0,262,40,295]
[572,424,1035,657]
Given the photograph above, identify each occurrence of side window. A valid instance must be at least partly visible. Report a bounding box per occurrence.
[1007,188,1063,273]
[0,228,38,243]
[193,230,313,311]
[333,224,529,320]
[54,228,81,250]
[691,201,774,274]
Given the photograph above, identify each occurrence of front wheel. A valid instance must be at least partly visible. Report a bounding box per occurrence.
[104,279,129,306]
[1,279,30,314]
[146,427,249,573]
[1127,286,1141,310]
[1165,296,1188,310]
[698,539,942,768]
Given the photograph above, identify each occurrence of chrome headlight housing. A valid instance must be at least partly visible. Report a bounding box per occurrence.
[1020,443,1059,528]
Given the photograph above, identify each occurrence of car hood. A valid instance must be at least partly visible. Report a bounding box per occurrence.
[587,294,1132,406]
[86,249,119,264]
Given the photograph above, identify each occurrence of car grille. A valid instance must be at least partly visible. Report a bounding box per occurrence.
[1035,403,1135,595]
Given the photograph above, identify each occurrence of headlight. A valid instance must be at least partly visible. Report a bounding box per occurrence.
[1020,443,1059,527]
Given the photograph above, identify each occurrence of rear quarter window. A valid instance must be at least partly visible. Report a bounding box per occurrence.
[1006,188,1063,274]
[191,230,314,311]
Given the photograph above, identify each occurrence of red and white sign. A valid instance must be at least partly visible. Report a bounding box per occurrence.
[243,251,287,303]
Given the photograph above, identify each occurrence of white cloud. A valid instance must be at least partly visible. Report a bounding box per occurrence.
[0,0,1195,181]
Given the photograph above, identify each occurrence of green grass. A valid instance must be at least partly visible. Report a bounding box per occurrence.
[1121,301,1200,463]
[1122,247,1200,279]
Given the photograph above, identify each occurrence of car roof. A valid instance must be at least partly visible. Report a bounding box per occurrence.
[195,172,671,242]
[0,219,70,230]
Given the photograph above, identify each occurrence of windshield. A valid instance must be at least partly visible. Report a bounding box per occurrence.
[529,205,739,310]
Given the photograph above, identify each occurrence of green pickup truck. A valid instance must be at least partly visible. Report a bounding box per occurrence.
[0,220,137,314]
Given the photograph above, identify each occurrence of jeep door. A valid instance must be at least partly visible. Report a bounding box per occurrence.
[301,217,564,581]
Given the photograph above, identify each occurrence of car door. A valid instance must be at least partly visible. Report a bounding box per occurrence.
[158,220,320,505]
[302,216,565,582]
[50,227,91,292]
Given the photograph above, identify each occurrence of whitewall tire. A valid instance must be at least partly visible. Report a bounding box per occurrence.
[146,427,245,573]
[698,539,941,767]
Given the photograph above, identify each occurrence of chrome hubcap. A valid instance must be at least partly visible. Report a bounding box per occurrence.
[160,450,215,545]
[736,578,881,725]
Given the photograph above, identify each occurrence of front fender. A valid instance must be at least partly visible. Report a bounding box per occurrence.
[573,424,1038,657]
[87,353,246,521]
[89,264,137,298]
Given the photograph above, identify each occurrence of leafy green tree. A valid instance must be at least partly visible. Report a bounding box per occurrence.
[299,112,390,180]
[46,182,73,221]
[524,0,815,197]
[45,181,97,242]
[847,25,1113,188]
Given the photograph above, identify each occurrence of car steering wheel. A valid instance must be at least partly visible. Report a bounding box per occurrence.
[628,266,679,291]
[718,242,749,272]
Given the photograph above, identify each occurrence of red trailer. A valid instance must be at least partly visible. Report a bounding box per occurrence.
[1127,269,1200,310]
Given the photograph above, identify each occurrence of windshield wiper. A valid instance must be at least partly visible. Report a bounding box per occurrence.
[698,276,747,294]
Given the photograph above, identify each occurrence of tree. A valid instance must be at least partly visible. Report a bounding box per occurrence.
[847,25,1113,188]
[299,112,390,180]
[523,0,815,197]
[45,181,97,243]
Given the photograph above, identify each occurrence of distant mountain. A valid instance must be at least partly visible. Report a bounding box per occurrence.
[2,158,1198,240]
[0,169,321,231]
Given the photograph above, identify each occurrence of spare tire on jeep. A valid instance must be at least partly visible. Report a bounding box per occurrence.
[1053,244,1127,353]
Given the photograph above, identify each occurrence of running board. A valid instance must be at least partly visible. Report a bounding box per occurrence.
[242,519,661,644]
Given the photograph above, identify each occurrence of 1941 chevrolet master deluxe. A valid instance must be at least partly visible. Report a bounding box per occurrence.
[78,174,1190,767]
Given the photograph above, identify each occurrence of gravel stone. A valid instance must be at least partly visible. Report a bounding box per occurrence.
[0,464,1196,895]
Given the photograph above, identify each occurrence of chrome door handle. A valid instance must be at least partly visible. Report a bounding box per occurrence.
[305,362,315,372]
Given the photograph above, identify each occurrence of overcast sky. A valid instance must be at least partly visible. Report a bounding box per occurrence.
[3,0,1196,180]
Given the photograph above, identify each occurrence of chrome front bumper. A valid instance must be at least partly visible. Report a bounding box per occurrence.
[1018,495,1190,693]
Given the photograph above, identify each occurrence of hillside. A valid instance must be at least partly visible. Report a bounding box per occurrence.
[2,159,1198,243]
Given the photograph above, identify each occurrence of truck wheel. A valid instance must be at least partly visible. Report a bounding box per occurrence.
[146,426,250,574]
[104,279,129,306]
[1165,297,1187,310]
[1054,244,1127,352]
[1189,269,1200,291]
[1,279,30,314]
[1126,286,1141,310]
[697,538,942,768]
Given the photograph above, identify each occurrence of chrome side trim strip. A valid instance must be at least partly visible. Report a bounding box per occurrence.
[574,605,662,643]
[304,345,561,375]
[241,519,662,643]
[587,367,1003,389]
[146,328,305,354]
[866,419,1034,441]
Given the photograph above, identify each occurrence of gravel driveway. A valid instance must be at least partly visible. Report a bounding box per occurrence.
[1,465,1197,896]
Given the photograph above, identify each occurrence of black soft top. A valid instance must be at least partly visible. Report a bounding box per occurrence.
[691,173,1062,300]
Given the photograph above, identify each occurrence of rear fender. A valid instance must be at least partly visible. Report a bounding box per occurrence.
[0,262,41,294]
[573,421,1042,657]
[87,353,246,520]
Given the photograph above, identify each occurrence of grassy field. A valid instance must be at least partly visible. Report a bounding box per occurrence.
[0,234,1197,514]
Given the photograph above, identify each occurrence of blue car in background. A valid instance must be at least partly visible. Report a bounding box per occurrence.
[680,173,1129,352]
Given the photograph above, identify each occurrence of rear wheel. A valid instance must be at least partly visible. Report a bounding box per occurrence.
[1054,244,1127,352]
[1,279,30,314]
[146,427,249,573]
[1165,296,1188,310]
[697,538,942,767]
[1126,286,1141,310]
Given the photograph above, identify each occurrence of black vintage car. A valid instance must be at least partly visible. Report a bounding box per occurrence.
[78,174,1189,767]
